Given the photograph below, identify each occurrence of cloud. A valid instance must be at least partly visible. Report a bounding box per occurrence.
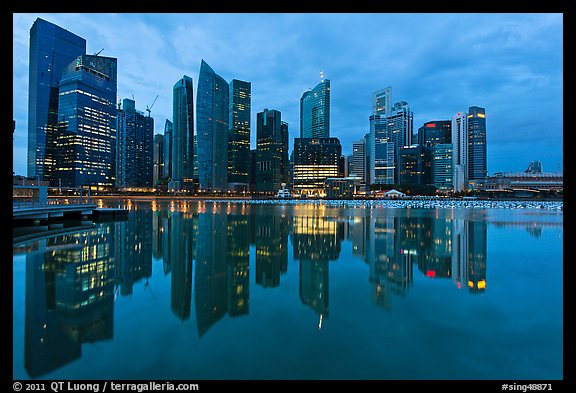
[12,13,563,176]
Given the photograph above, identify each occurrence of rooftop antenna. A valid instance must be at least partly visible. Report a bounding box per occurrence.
[320,70,324,82]
[94,48,104,56]
[146,94,159,117]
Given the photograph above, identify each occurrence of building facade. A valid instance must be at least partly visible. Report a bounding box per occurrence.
[163,120,173,180]
[372,87,392,116]
[228,79,251,191]
[399,144,425,185]
[452,111,468,192]
[369,114,395,185]
[431,143,453,192]
[300,79,330,138]
[116,98,154,188]
[170,76,194,192]
[153,134,164,186]
[417,120,451,186]
[368,87,413,187]
[417,120,451,146]
[197,60,229,192]
[54,54,117,189]
[387,101,413,181]
[28,18,86,183]
[256,109,288,193]
[467,106,487,181]
[293,137,341,196]
[351,138,366,184]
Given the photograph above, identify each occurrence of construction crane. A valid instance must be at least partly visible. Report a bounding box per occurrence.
[94,48,104,56]
[146,95,159,117]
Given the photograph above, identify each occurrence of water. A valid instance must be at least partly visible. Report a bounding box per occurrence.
[12,200,563,380]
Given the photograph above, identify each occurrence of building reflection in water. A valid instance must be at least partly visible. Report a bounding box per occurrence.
[20,202,492,378]
[347,210,488,311]
[254,213,288,288]
[291,209,344,327]
[115,209,152,296]
[24,226,116,378]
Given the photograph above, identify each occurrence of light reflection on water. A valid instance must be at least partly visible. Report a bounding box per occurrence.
[12,201,563,380]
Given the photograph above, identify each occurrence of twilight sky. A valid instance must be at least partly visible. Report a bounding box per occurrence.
[12,13,563,176]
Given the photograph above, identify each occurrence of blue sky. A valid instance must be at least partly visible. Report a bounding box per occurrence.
[12,13,563,176]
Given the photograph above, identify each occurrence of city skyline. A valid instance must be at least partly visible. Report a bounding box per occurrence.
[12,13,563,176]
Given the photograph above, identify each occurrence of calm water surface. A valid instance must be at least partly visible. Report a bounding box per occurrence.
[12,200,563,380]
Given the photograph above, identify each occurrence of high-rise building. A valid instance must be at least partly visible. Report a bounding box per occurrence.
[116,98,154,188]
[372,87,392,116]
[417,120,451,146]
[54,55,117,189]
[170,76,194,192]
[228,79,251,191]
[431,143,453,192]
[387,101,413,181]
[197,60,229,192]
[369,114,395,185]
[467,106,487,181]
[293,137,341,196]
[300,78,330,138]
[256,109,288,193]
[163,120,173,180]
[153,134,164,186]
[417,120,451,186]
[368,87,413,186]
[452,111,468,192]
[27,18,86,182]
[399,144,425,185]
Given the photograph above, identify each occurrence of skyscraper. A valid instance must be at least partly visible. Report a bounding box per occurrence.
[300,78,330,138]
[256,109,288,192]
[153,134,164,186]
[27,18,86,182]
[116,98,154,188]
[228,79,251,191]
[197,60,229,192]
[399,144,425,185]
[372,87,392,116]
[417,120,451,146]
[369,114,395,185]
[163,120,173,180]
[352,138,366,184]
[452,111,468,192]
[54,54,117,189]
[431,143,453,192]
[387,101,413,181]
[368,87,413,186]
[170,76,194,192]
[467,106,487,181]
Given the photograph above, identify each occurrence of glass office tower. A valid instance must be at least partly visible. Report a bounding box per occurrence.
[467,106,487,181]
[27,18,86,182]
[300,79,330,138]
[163,120,173,180]
[256,109,288,193]
[170,76,194,191]
[116,98,154,188]
[197,60,229,192]
[53,54,117,189]
[228,79,251,191]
